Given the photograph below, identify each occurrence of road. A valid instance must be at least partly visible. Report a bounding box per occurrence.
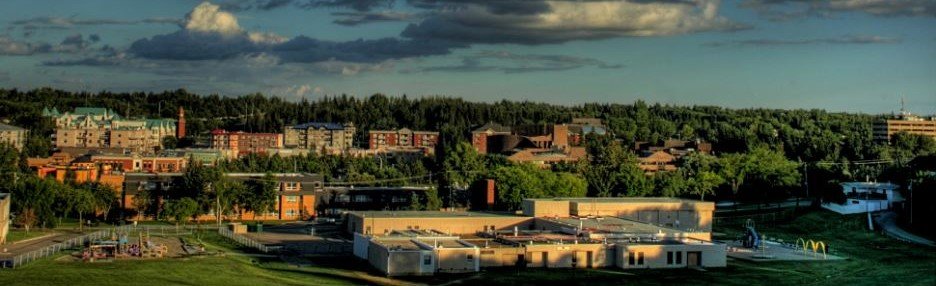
[874,211,935,247]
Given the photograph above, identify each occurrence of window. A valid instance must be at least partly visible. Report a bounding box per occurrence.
[423,255,432,265]
[637,252,644,265]
[628,251,635,265]
[667,252,674,265]
[286,196,298,203]
[676,252,682,264]
[467,254,474,261]
[336,194,350,202]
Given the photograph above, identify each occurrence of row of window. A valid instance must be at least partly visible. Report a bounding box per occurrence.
[666,251,683,265]
[627,251,645,266]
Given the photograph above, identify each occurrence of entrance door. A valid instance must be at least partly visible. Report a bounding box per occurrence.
[687,252,702,267]
[586,251,594,268]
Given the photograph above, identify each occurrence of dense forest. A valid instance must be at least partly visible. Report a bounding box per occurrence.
[1,88,934,227]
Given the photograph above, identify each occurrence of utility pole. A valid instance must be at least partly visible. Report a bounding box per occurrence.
[803,162,809,206]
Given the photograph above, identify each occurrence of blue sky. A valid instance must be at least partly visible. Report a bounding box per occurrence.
[0,0,933,114]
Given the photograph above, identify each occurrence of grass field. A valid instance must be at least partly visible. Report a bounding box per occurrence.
[1,210,933,286]
[0,231,400,286]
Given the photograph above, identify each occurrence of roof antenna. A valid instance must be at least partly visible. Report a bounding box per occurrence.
[899,94,909,117]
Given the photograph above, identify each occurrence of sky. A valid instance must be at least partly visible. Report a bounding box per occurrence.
[0,0,934,114]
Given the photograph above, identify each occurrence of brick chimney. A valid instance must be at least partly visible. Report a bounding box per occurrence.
[177,107,186,139]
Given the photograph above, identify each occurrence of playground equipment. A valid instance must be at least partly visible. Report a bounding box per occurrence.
[795,238,828,259]
[742,219,762,250]
[82,228,167,262]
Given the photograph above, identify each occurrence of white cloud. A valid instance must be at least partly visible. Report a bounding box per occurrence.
[403,0,748,44]
[185,2,245,35]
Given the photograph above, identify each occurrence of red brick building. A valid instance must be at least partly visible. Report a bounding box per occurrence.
[211,129,284,157]
[368,128,439,154]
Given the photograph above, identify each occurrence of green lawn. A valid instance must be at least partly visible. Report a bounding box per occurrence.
[0,231,394,286]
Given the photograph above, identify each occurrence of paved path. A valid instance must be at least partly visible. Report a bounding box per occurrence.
[874,211,935,247]
[0,230,87,258]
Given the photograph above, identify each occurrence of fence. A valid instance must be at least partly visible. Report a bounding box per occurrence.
[0,224,220,269]
[217,228,281,254]
[714,208,799,228]
[1,227,115,269]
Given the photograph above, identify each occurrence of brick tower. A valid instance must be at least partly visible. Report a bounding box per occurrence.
[177,107,186,139]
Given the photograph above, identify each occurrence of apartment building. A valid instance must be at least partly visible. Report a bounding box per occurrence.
[873,113,936,142]
[471,122,512,154]
[122,172,324,221]
[210,129,284,156]
[368,128,439,153]
[45,107,179,153]
[0,122,28,150]
[284,122,356,154]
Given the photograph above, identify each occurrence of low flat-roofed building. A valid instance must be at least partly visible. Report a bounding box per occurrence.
[823,182,903,214]
[0,193,10,245]
[348,197,726,275]
[317,186,434,215]
[354,229,480,276]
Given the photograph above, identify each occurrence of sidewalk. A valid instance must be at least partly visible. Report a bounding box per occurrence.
[874,211,935,247]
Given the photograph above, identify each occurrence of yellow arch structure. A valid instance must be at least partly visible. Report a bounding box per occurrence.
[809,240,827,260]
[795,238,828,259]
[795,238,808,254]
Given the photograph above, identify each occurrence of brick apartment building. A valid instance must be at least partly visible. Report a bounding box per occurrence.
[210,129,284,156]
[122,173,324,221]
[368,128,439,154]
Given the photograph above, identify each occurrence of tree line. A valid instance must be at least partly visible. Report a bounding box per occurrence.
[1,88,935,215]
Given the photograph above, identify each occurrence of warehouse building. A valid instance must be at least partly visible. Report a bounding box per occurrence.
[349,197,726,276]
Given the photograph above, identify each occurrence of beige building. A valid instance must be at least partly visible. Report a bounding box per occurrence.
[873,113,936,142]
[350,197,725,276]
[354,230,480,276]
[0,193,9,245]
[46,107,177,153]
[284,122,355,154]
[0,123,28,150]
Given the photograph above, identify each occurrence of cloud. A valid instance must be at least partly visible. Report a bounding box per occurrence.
[185,2,243,35]
[0,34,97,55]
[331,11,420,26]
[299,0,395,12]
[127,2,458,63]
[0,36,51,55]
[401,0,749,45]
[417,50,623,73]
[0,71,10,82]
[742,0,936,20]
[704,35,903,47]
[10,16,182,30]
